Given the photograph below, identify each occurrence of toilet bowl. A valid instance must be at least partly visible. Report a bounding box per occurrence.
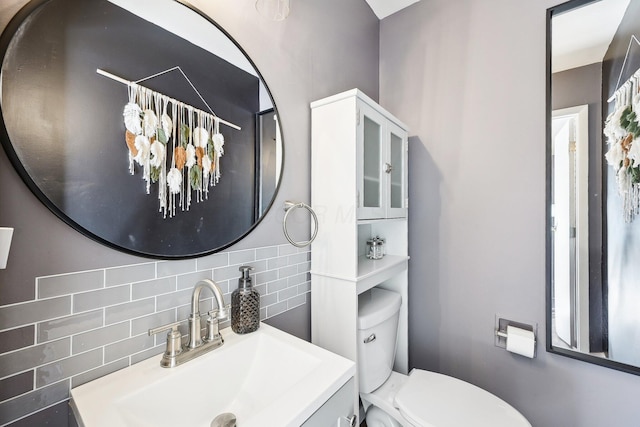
[357,288,532,427]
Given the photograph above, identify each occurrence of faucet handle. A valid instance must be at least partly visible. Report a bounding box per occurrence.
[208,303,231,321]
[148,319,186,365]
[148,319,185,336]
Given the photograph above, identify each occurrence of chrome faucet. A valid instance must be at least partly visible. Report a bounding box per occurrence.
[187,279,230,349]
[148,279,229,368]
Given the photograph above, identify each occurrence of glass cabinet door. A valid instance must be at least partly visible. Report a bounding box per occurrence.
[357,101,408,220]
[358,103,386,219]
[386,122,408,218]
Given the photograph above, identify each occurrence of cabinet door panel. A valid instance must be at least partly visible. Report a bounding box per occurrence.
[386,122,408,218]
[358,103,386,219]
[363,115,382,208]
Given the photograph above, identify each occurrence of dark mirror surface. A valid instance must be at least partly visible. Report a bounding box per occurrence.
[547,0,640,375]
[0,0,282,258]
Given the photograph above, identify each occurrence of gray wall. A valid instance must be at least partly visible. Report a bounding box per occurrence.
[380,1,640,426]
[0,0,379,425]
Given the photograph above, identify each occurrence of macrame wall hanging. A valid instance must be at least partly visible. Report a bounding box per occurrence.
[604,35,640,223]
[97,67,241,218]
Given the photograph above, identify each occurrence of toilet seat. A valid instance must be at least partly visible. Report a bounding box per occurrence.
[393,370,531,427]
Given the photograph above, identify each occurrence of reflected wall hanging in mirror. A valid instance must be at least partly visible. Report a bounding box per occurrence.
[98,67,241,218]
[603,36,640,222]
[0,0,283,258]
[547,0,640,376]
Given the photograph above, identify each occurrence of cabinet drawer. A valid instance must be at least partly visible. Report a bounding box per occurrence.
[301,377,356,427]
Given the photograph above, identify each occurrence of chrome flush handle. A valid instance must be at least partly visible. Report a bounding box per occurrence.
[364,333,376,344]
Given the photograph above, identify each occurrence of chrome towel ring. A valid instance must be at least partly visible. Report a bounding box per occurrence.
[283,201,318,248]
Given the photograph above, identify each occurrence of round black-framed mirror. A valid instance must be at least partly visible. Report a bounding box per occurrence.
[0,0,283,259]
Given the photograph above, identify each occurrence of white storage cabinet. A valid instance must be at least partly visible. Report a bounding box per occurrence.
[310,89,409,424]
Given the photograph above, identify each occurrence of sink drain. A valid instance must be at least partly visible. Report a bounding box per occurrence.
[211,412,236,427]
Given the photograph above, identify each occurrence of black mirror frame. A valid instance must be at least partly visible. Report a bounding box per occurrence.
[0,0,284,260]
[545,0,640,377]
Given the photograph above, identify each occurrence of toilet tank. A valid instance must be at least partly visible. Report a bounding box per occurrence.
[357,288,402,393]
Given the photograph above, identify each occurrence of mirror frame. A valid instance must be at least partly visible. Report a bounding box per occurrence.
[545,0,640,377]
[0,0,284,259]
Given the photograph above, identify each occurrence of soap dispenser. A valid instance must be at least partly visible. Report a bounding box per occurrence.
[231,265,260,334]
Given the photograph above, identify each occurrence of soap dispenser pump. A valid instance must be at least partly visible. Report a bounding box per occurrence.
[231,265,260,334]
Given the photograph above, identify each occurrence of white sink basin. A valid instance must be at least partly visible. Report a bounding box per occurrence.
[70,324,355,427]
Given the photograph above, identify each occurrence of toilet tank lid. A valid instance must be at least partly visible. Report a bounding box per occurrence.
[358,288,401,329]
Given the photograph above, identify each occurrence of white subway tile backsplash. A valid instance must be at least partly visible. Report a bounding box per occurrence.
[216,280,231,295]
[196,252,228,270]
[228,249,255,265]
[36,348,103,387]
[287,252,308,265]
[105,263,155,287]
[130,344,166,365]
[249,259,267,273]
[278,244,298,256]
[156,289,191,312]
[254,284,267,296]
[177,270,213,290]
[157,259,197,278]
[0,244,311,426]
[256,269,278,285]
[260,293,278,307]
[37,270,104,299]
[0,380,70,426]
[278,265,298,279]
[298,261,311,274]
[256,246,277,259]
[104,335,154,364]
[298,282,311,294]
[266,278,288,294]
[0,297,71,331]
[131,310,175,336]
[287,272,307,287]
[287,294,307,310]
[71,358,129,388]
[0,339,70,378]
[72,322,130,355]
[132,277,176,300]
[72,285,130,313]
[105,298,155,325]
[266,301,288,318]
[37,310,103,343]
[278,286,298,302]
[267,255,288,270]
[214,264,243,281]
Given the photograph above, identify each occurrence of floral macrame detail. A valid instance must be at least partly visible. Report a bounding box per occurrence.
[121,84,228,218]
[604,81,640,222]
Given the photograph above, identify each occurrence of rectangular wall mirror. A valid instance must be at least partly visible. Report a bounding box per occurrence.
[546,0,640,375]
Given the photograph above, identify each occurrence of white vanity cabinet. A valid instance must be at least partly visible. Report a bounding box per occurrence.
[311,89,409,422]
[301,378,356,427]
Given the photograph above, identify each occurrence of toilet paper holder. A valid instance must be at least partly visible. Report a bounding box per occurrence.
[494,316,537,356]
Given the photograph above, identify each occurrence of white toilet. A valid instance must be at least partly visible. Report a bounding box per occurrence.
[357,288,532,427]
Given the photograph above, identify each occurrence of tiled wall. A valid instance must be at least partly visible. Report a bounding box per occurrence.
[0,244,310,426]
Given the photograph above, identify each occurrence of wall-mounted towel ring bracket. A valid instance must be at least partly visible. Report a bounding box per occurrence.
[282,201,318,248]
